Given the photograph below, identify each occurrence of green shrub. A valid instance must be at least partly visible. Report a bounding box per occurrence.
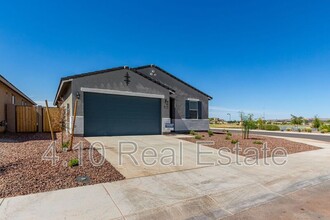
[286,128,292,132]
[253,141,263,145]
[297,128,302,132]
[62,141,70,149]
[260,125,281,131]
[225,136,231,140]
[195,135,202,140]
[208,130,214,137]
[249,122,258,130]
[68,158,79,167]
[231,139,239,144]
[304,128,312,133]
[320,129,328,134]
[319,125,330,133]
[189,130,196,135]
[227,132,232,137]
[312,116,322,129]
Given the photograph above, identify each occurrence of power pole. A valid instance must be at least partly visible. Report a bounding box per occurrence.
[227,113,231,122]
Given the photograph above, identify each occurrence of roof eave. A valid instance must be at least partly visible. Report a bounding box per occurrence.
[53,79,72,106]
[134,65,212,100]
[54,66,128,106]
[129,68,176,93]
[54,66,176,105]
[0,75,37,105]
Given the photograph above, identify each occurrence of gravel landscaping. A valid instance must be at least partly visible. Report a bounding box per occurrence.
[0,132,125,198]
[181,131,320,158]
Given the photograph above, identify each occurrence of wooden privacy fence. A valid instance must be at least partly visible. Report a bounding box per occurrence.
[42,107,61,132]
[16,106,38,132]
[15,105,62,133]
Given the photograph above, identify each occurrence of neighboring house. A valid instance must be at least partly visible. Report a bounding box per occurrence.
[54,65,212,136]
[0,75,36,132]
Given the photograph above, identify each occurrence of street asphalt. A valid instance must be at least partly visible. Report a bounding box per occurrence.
[223,179,330,220]
[211,128,330,142]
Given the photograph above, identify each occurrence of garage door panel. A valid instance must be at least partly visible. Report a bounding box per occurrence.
[84,93,161,136]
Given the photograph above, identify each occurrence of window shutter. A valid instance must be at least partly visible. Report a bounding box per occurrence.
[185,100,190,119]
[198,101,202,119]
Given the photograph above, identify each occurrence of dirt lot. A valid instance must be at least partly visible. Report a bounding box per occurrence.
[181,131,320,158]
[0,132,125,198]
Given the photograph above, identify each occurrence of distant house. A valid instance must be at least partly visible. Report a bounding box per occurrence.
[0,75,36,132]
[54,65,212,136]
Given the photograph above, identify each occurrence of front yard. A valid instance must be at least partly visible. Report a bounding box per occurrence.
[0,133,124,198]
[0,131,322,199]
[181,131,320,158]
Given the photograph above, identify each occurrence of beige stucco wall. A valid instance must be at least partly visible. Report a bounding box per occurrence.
[0,82,34,132]
[61,93,73,132]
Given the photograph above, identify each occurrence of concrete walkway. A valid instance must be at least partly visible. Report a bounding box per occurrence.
[1,137,330,219]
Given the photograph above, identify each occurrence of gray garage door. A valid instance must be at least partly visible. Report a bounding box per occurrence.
[84,92,161,136]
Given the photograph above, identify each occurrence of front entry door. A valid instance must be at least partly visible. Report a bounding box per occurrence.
[170,97,175,125]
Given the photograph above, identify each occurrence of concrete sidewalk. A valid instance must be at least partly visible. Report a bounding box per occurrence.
[1,138,330,220]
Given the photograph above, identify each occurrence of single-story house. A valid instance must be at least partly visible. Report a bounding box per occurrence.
[0,75,36,132]
[54,65,212,136]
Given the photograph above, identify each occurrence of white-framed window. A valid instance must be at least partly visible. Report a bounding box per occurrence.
[189,101,198,119]
[11,95,15,104]
[186,100,201,119]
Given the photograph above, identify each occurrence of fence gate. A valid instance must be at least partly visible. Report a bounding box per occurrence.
[43,107,62,132]
[16,106,38,132]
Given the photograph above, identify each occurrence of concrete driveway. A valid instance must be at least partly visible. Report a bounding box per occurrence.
[86,135,243,178]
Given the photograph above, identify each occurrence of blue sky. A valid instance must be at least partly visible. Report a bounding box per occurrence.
[0,0,329,120]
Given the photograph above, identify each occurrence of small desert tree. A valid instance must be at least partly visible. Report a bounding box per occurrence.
[257,117,264,129]
[240,112,254,139]
[312,116,322,129]
[291,114,304,126]
[57,99,69,147]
